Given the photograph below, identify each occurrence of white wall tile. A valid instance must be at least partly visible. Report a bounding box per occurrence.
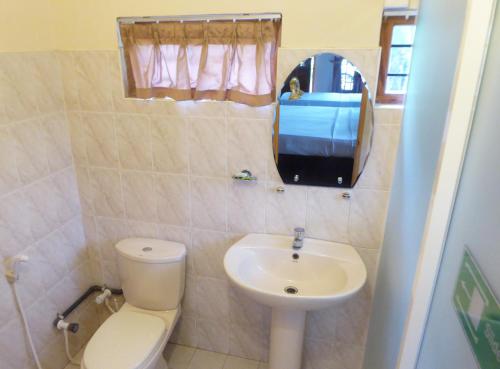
[265,182,307,235]
[152,115,188,174]
[0,319,35,369]
[0,51,100,369]
[192,229,229,279]
[189,117,227,177]
[122,171,157,222]
[349,189,389,249]
[32,53,64,114]
[0,263,18,327]
[23,178,61,237]
[11,119,49,184]
[306,187,350,243]
[11,48,404,368]
[0,54,39,123]
[195,277,229,321]
[116,114,152,170]
[227,118,271,181]
[25,295,59,351]
[374,106,404,125]
[82,113,118,168]
[89,168,124,218]
[40,113,73,172]
[155,174,190,226]
[357,123,400,190]
[228,286,271,328]
[170,315,198,347]
[229,323,269,361]
[0,192,38,257]
[96,216,129,261]
[0,126,21,195]
[228,181,266,233]
[191,177,227,232]
[67,112,87,165]
[74,51,113,112]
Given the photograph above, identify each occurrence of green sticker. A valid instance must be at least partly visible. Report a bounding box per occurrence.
[453,248,500,369]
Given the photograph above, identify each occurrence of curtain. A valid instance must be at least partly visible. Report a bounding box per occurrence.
[119,19,281,106]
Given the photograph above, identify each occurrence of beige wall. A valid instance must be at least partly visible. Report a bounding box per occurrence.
[0,0,57,52]
[410,0,420,9]
[384,0,420,9]
[54,0,384,50]
[2,0,385,52]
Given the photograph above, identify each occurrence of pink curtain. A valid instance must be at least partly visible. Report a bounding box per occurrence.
[120,20,281,106]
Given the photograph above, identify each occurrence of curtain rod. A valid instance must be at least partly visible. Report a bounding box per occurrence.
[383,8,418,17]
[117,13,282,24]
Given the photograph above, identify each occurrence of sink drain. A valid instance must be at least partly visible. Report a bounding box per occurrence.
[284,286,298,294]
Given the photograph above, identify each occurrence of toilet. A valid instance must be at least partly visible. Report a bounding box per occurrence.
[81,238,186,369]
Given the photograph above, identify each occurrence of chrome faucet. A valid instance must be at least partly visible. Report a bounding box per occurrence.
[292,227,305,249]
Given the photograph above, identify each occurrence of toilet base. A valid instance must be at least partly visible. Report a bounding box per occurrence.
[81,304,181,369]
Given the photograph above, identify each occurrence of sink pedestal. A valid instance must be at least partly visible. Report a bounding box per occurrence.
[269,309,306,369]
[224,234,368,369]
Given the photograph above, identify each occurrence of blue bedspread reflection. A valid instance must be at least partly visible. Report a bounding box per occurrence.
[278,93,361,157]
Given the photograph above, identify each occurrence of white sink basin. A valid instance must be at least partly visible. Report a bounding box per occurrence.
[224,233,366,310]
[223,233,367,369]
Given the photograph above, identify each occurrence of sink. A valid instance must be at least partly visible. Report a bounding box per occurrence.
[224,233,366,310]
[224,233,367,369]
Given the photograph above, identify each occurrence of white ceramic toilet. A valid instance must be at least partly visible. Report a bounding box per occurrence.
[81,238,186,369]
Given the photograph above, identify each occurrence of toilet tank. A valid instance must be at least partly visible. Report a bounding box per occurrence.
[115,238,186,311]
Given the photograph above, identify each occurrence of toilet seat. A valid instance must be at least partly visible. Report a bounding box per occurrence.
[82,311,166,369]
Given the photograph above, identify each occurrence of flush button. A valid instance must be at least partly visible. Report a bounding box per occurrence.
[142,247,153,252]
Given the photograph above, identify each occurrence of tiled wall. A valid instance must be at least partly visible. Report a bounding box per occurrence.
[0,48,401,369]
[0,52,104,369]
[56,49,402,368]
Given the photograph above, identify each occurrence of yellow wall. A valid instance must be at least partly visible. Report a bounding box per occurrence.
[53,0,384,50]
[410,0,421,9]
[384,0,420,9]
[2,0,386,52]
[0,0,57,52]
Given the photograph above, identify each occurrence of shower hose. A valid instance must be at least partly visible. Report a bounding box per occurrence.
[12,282,44,369]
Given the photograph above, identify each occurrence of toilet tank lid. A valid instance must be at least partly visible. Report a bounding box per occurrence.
[116,238,186,264]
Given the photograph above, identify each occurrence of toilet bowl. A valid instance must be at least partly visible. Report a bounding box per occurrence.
[81,238,186,369]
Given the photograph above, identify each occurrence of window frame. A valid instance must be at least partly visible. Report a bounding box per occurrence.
[376,15,416,104]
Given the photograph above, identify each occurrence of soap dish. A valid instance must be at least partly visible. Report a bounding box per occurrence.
[232,170,257,181]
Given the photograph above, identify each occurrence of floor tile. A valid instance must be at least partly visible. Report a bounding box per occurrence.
[223,356,259,369]
[188,349,227,369]
[165,343,196,369]
[65,342,266,369]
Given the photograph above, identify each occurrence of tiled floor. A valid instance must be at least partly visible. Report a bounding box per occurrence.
[64,343,268,369]
[165,344,268,369]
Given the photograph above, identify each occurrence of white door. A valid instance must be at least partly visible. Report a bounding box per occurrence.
[416,4,500,368]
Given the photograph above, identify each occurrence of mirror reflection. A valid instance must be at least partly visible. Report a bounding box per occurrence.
[273,53,374,188]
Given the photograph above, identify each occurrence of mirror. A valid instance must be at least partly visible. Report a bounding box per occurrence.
[273,53,374,188]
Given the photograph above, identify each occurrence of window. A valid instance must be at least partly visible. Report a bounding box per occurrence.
[377,15,416,104]
[117,14,281,106]
[340,59,355,91]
